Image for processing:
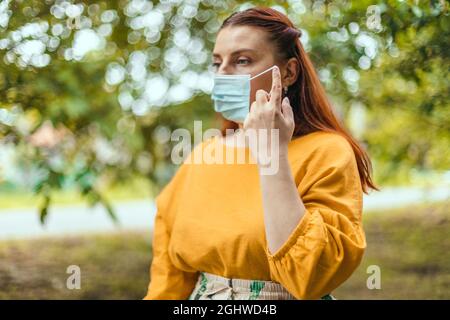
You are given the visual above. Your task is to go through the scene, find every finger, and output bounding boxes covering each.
[243,111,251,129]
[269,65,282,108]
[255,89,269,106]
[281,96,294,119]
[249,100,257,113]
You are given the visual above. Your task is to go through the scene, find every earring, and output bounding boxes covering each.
[283,86,288,95]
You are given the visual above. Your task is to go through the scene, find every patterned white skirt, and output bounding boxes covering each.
[188,271,336,300]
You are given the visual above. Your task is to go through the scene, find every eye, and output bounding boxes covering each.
[210,62,221,72]
[237,58,250,65]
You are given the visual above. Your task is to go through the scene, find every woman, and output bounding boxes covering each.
[143,7,377,300]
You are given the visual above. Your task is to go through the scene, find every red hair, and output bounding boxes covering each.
[218,7,378,193]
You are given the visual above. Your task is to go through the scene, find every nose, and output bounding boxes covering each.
[217,61,232,75]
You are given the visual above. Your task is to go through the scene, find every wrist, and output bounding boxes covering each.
[256,148,290,175]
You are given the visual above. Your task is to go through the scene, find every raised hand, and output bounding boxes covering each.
[243,65,295,168]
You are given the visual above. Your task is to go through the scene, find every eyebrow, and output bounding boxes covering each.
[212,48,257,58]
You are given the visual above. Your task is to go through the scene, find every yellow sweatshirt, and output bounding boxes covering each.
[144,131,366,300]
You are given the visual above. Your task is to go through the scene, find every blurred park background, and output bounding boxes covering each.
[0,0,449,299]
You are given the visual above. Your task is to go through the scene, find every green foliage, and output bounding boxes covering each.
[0,0,448,221]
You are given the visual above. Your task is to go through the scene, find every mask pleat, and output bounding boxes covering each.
[210,73,251,122]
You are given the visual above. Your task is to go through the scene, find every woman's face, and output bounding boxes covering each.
[212,26,282,111]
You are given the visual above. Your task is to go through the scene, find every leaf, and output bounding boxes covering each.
[39,194,51,225]
[102,198,119,225]
[81,186,119,225]
[97,190,119,225]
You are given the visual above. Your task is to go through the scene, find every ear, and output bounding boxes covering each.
[282,57,299,87]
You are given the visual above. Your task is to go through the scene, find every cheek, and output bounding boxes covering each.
[249,78,272,105]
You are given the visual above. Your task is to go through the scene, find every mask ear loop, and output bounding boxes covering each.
[250,65,288,100]
[248,66,276,102]
[249,65,277,80]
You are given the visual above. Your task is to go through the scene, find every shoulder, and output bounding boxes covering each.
[183,135,217,165]
[291,130,352,152]
[155,136,218,214]
[288,131,356,168]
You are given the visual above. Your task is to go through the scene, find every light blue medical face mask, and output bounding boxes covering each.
[211,65,277,123]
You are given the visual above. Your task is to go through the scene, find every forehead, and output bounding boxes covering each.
[213,26,269,57]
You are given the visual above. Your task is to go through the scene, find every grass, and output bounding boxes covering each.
[334,201,450,299]
[0,202,448,299]
[0,231,153,299]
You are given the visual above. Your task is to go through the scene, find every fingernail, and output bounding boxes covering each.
[283,96,289,104]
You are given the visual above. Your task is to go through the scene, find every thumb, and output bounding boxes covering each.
[243,111,251,130]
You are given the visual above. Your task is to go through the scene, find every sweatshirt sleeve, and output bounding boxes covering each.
[265,134,367,300]
[143,163,199,300]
